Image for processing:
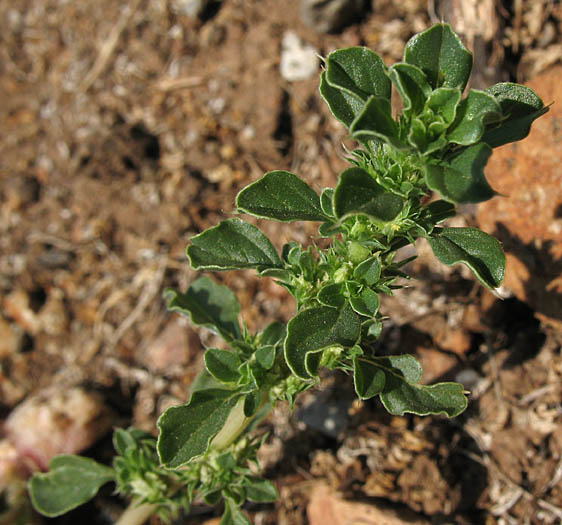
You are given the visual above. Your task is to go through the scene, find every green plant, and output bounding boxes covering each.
[28,24,547,525]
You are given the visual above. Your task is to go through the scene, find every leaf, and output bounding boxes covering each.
[381,376,467,417]
[426,87,462,124]
[157,389,240,467]
[319,71,365,128]
[334,167,404,222]
[349,287,380,317]
[245,478,278,503]
[285,303,361,379]
[404,23,473,90]
[260,321,286,347]
[255,344,276,370]
[353,256,381,285]
[236,171,327,222]
[187,218,282,271]
[320,188,335,217]
[350,96,401,146]
[353,357,386,399]
[325,47,391,101]
[205,349,242,383]
[189,369,222,393]
[483,82,548,148]
[165,277,241,341]
[420,200,456,225]
[221,499,252,525]
[29,455,114,517]
[243,391,262,417]
[428,227,505,288]
[425,143,495,203]
[388,62,431,117]
[360,355,467,417]
[317,282,346,308]
[447,89,501,145]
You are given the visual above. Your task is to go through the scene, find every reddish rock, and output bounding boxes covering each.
[143,318,192,373]
[477,65,562,328]
[4,387,113,471]
[307,483,429,525]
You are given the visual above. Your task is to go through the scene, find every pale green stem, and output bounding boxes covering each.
[115,502,157,525]
[210,397,251,451]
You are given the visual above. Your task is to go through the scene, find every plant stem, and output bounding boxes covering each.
[115,502,158,525]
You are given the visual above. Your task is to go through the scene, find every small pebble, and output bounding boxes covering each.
[280,32,319,82]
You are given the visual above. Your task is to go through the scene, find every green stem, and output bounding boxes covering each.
[115,502,157,525]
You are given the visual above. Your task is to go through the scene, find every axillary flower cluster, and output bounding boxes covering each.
[29,24,547,525]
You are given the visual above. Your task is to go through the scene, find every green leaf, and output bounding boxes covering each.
[255,344,276,370]
[243,391,262,417]
[325,47,391,101]
[221,499,252,525]
[425,143,495,203]
[357,355,467,417]
[349,287,380,317]
[353,256,381,285]
[381,354,422,383]
[420,200,456,225]
[426,87,462,124]
[353,357,386,399]
[157,389,240,467]
[190,369,222,393]
[334,167,404,222]
[29,455,114,517]
[483,82,548,148]
[447,89,501,145]
[404,23,473,90]
[205,348,242,383]
[388,62,431,117]
[350,96,401,146]
[236,171,327,222]
[428,227,505,288]
[320,188,335,217]
[165,277,241,341]
[260,322,286,347]
[381,376,467,417]
[187,218,282,271]
[245,478,278,503]
[317,282,346,308]
[319,71,365,128]
[285,303,361,379]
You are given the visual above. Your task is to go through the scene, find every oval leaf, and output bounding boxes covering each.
[428,227,505,288]
[425,143,495,204]
[157,389,240,467]
[29,455,114,517]
[319,71,365,128]
[165,277,241,341]
[404,23,473,90]
[366,355,467,417]
[353,357,386,399]
[350,95,401,147]
[334,167,404,222]
[483,82,548,148]
[246,478,278,503]
[205,348,242,383]
[388,62,431,117]
[447,89,501,145]
[325,47,391,101]
[236,171,327,222]
[187,218,282,271]
[285,303,361,379]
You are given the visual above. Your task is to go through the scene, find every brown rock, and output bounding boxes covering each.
[0,317,23,358]
[4,387,114,471]
[477,65,562,328]
[143,318,191,373]
[307,483,429,525]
